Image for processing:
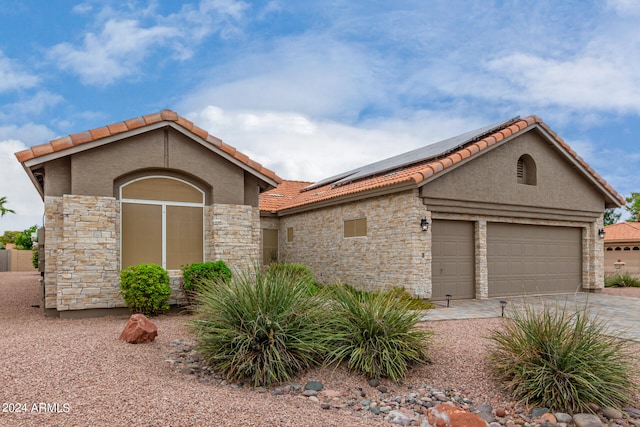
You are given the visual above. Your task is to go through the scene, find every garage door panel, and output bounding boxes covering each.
[431,220,475,300]
[488,223,581,297]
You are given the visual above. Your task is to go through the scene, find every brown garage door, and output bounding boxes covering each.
[431,220,475,300]
[488,223,582,297]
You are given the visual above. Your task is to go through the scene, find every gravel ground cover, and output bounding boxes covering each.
[1,272,638,427]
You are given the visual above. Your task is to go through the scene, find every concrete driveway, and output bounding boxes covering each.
[423,292,640,342]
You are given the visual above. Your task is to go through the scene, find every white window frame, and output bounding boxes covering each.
[120,175,205,270]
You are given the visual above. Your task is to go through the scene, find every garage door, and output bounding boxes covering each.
[431,220,475,300]
[488,223,582,297]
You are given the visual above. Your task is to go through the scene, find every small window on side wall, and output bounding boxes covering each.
[344,218,367,238]
[517,154,537,185]
[287,227,294,242]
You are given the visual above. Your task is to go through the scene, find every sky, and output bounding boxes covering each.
[1,0,640,234]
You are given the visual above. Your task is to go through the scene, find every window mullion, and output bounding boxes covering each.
[162,203,167,269]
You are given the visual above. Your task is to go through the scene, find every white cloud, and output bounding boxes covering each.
[0,123,55,147]
[3,91,64,119]
[607,0,640,15]
[0,140,44,234]
[179,34,386,121]
[0,51,39,93]
[49,0,250,85]
[49,19,180,85]
[187,105,484,182]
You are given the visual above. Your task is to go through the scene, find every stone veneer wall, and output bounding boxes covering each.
[55,195,121,311]
[277,190,430,296]
[209,204,261,273]
[44,196,63,309]
[43,199,260,314]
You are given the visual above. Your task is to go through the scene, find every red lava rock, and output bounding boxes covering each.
[427,403,487,427]
[119,314,158,343]
[496,408,507,417]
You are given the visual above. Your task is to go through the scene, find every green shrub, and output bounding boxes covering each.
[324,284,431,380]
[119,264,171,316]
[489,303,638,413]
[604,272,640,287]
[31,246,38,269]
[190,265,331,387]
[182,261,232,292]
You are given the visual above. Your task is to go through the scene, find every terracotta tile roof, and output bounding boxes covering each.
[604,220,640,242]
[259,115,624,214]
[260,180,313,212]
[15,109,281,184]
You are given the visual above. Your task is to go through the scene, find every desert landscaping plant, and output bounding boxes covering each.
[489,303,638,413]
[324,284,431,380]
[119,263,172,316]
[604,272,640,288]
[181,261,232,306]
[190,266,331,387]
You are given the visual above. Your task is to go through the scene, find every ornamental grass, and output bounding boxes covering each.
[489,302,638,414]
[324,284,431,381]
[190,266,331,387]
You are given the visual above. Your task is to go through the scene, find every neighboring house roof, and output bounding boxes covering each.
[604,220,640,243]
[260,115,624,214]
[15,109,282,197]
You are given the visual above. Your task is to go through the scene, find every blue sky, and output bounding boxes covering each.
[1,0,639,233]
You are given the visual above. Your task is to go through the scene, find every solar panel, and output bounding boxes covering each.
[303,116,520,191]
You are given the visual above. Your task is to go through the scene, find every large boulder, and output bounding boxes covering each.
[425,403,488,427]
[119,314,158,344]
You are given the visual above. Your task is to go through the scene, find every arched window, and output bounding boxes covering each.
[517,154,537,185]
[120,176,204,270]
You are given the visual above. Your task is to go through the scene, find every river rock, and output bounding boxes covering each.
[573,413,604,427]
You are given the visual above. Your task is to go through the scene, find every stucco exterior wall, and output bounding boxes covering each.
[604,242,640,277]
[422,130,604,218]
[64,128,248,205]
[274,190,431,296]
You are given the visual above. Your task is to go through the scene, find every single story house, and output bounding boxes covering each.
[604,217,640,277]
[16,110,281,318]
[16,111,623,317]
[259,116,623,300]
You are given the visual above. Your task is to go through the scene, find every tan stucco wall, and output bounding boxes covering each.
[272,190,431,296]
[56,128,251,205]
[422,129,604,219]
[44,157,71,197]
[604,242,640,276]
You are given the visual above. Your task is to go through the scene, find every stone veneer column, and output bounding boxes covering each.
[475,220,488,299]
[583,215,604,291]
[44,196,63,310]
[210,204,261,272]
[56,195,121,311]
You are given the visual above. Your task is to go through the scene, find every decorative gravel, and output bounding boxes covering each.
[1,272,638,427]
